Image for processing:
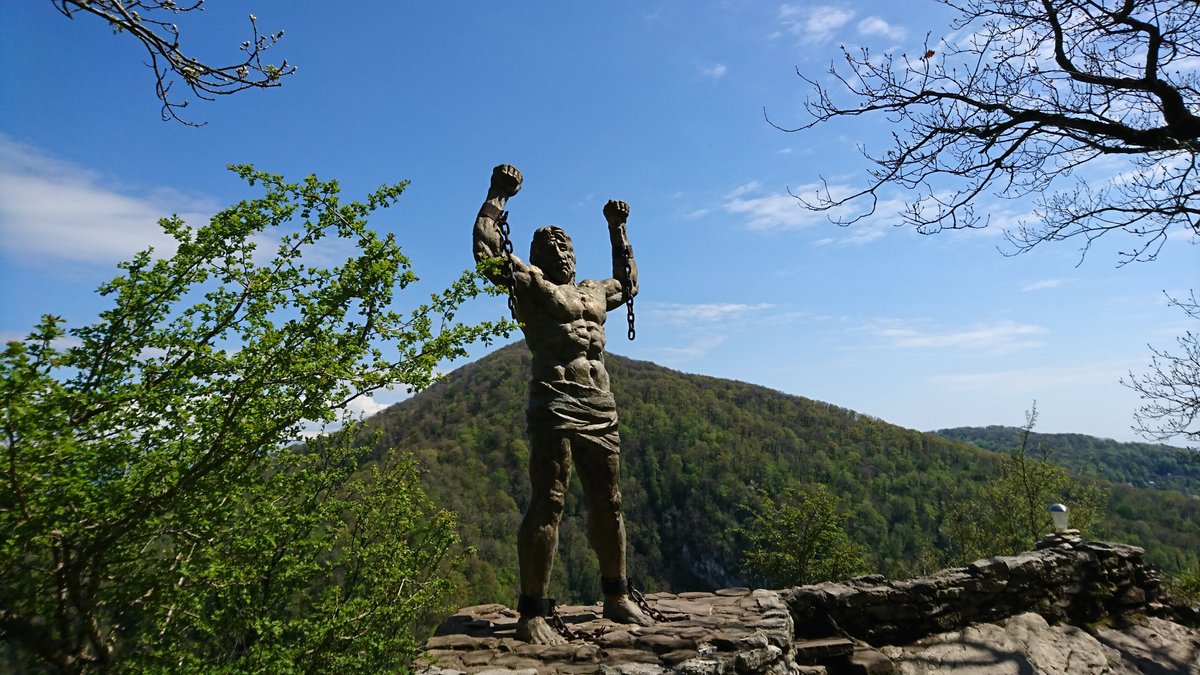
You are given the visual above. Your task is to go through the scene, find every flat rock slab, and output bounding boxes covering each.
[418,589,800,675]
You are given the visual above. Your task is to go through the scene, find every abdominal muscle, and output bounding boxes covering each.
[522,286,610,392]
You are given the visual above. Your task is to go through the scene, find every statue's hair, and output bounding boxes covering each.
[529,226,573,270]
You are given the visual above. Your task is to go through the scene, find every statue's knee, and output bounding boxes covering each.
[528,487,567,519]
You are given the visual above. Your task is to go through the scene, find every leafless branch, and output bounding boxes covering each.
[52,0,296,126]
[776,0,1200,264]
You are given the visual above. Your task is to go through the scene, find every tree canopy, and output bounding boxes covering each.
[782,0,1200,264]
[0,166,509,671]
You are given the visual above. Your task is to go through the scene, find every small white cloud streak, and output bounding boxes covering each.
[1020,278,1069,292]
[780,4,855,43]
[657,334,728,360]
[869,319,1047,352]
[648,302,776,323]
[725,191,827,230]
[930,363,1119,393]
[856,16,906,41]
[700,63,728,79]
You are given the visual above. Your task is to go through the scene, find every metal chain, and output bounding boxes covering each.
[628,579,681,623]
[497,209,517,318]
[623,252,636,341]
[547,612,605,643]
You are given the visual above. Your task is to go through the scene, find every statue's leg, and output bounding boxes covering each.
[516,430,571,645]
[573,434,653,627]
[571,434,625,580]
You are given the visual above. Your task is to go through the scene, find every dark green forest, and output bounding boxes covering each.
[368,342,1200,609]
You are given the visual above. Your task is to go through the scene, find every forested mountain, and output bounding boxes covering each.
[935,426,1200,497]
[366,342,1200,609]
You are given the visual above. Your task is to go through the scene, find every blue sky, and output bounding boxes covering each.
[2,1,1196,444]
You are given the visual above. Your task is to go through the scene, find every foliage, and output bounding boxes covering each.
[781,0,1200,263]
[936,425,1200,496]
[52,0,295,125]
[370,343,1199,606]
[738,485,870,587]
[0,166,508,672]
[1125,292,1200,446]
[1163,565,1200,607]
[941,404,1109,563]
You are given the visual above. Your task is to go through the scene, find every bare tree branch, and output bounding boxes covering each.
[776,0,1200,264]
[52,0,296,126]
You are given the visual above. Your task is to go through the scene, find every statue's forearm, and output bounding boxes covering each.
[473,190,511,265]
[609,222,638,298]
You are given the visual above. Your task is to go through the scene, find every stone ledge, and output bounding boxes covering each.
[417,589,801,675]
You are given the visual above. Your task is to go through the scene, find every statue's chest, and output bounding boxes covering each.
[543,284,605,323]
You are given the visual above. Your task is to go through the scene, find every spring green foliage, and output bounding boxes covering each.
[739,485,870,587]
[941,405,1109,563]
[0,166,509,672]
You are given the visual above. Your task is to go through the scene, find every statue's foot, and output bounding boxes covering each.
[603,594,655,627]
[515,615,568,645]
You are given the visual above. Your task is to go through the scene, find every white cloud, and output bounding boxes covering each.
[648,302,775,323]
[700,63,728,79]
[0,135,214,265]
[656,334,728,360]
[725,181,762,199]
[869,318,1047,352]
[779,4,855,43]
[856,16,906,41]
[1020,278,1070,292]
[929,363,1118,393]
[725,191,825,230]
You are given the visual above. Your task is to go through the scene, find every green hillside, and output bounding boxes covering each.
[367,342,1200,608]
[935,426,1200,497]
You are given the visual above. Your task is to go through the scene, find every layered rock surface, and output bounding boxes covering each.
[418,539,1198,674]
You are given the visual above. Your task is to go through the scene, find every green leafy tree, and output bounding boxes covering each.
[739,485,870,587]
[0,166,509,672]
[942,404,1109,563]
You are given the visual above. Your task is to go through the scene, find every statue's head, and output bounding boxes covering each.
[530,226,575,284]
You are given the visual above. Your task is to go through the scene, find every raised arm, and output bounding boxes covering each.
[603,199,638,310]
[473,164,526,286]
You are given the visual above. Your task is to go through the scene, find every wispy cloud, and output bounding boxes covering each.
[699,63,728,79]
[1020,278,1070,292]
[725,190,825,230]
[779,4,854,43]
[869,318,1047,352]
[0,135,214,265]
[930,363,1119,392]
[648,302,775,323]
[656,335,728,360]
[856,16,906,41]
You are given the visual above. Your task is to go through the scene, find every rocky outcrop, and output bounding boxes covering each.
[783,536,1162,646]
[418,538,1196,674]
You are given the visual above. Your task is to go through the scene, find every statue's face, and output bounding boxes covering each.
[531,227,575,284]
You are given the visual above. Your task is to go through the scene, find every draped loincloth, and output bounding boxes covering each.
[526,380,620,454]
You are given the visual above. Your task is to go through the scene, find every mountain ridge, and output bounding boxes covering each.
[365,342,1200,607]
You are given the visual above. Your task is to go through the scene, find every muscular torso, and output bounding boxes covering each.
[518,274,611,391]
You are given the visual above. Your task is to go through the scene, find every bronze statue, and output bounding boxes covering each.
[473,164,653,645]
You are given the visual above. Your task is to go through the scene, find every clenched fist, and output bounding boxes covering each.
[603,199,630,224]
[491,164,523,198]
